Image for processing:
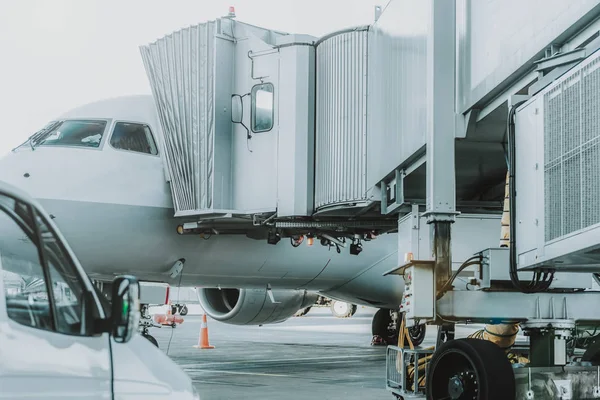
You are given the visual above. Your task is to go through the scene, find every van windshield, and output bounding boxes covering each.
[34,120,108,149]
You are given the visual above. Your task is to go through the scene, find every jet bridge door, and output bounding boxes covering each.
[141,18,287,218]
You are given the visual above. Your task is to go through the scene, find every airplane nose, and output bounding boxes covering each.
[0,147,88,202]
[0,150,41,195]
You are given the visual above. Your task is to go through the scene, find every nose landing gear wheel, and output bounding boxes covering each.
[143,334,159,348]
[426,338,515,400]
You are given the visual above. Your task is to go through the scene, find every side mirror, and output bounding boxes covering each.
[231,95,243,124]
[110,275,140,343]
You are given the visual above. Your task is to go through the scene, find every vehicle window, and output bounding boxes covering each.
[92,283,112,319]
[36,120,107,148]
[251,83,274,133]
[110,122,158,155]
[0,195,54,331]
[36,213,95,336]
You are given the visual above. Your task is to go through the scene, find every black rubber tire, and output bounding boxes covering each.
[407,323,427,347]
[330,301,356,318]
[426,338,515,400]
[179,305,188,316]
[171,305,178,315]
[143,334,159,348]
[582,337,600,363]
[294,307,312,317]
[372,309,392,337]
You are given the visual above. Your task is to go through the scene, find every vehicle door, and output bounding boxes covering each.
[0,192,112,399]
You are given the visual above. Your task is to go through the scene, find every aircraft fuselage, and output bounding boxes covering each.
[0,95,405,309]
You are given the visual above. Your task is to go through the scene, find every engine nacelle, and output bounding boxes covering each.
[198,288,317,325]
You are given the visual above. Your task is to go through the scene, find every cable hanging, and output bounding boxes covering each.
[507,102,554,293]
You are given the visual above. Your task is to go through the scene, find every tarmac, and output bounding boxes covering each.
[151,306,505,400]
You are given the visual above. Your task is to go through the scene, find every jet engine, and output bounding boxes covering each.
[197,288,318,325]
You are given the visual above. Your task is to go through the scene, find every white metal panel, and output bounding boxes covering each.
[514,99,541,263]
[315,27,369,210]
[140,22,217,215]
[276,35,316,217]
[229,26,280,213]
[366,0,429,190]
[457,0,600,112]
[515,47,600,270]
[212,33,235,211]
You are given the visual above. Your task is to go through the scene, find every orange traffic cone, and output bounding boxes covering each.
[194,314,215,349]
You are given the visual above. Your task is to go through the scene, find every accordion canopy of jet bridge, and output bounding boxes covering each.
[138,2,457,228]
[140,20,288,218]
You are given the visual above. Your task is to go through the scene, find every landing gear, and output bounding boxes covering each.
[143,333,159,347]
[371,309,427,346]
[330,301,357,318]
[179,305,188,316]
[138,304,161,348]
[372,309,395,345]
[426,338,515,400]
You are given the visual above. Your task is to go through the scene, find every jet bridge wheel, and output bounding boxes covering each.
[426,338,515,400]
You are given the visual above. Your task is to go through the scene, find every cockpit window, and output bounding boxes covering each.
[35,120,107,149]
[109,122,158,155]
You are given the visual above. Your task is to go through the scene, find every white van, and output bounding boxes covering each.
[0,181,199,399]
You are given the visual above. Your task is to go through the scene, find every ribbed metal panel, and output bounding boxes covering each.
[314,28,369,210]
[140,22,216,214]
[543,52,600,242]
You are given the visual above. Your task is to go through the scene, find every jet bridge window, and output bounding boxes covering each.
[251,83,274,133]
[35,120,107,148]
[110,122,158,155]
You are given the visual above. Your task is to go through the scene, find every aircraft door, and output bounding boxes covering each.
[0,193,111,399]
[230,39,280,212]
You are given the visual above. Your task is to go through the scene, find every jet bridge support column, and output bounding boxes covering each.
[423,0,457,297]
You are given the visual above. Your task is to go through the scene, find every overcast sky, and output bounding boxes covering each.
[0,0,386,156]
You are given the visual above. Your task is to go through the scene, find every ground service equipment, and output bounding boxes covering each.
[377,0,600,399]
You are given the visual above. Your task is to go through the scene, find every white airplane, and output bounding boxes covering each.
[0,95,430,345]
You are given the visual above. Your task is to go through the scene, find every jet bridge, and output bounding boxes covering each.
[139,6,506,249]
